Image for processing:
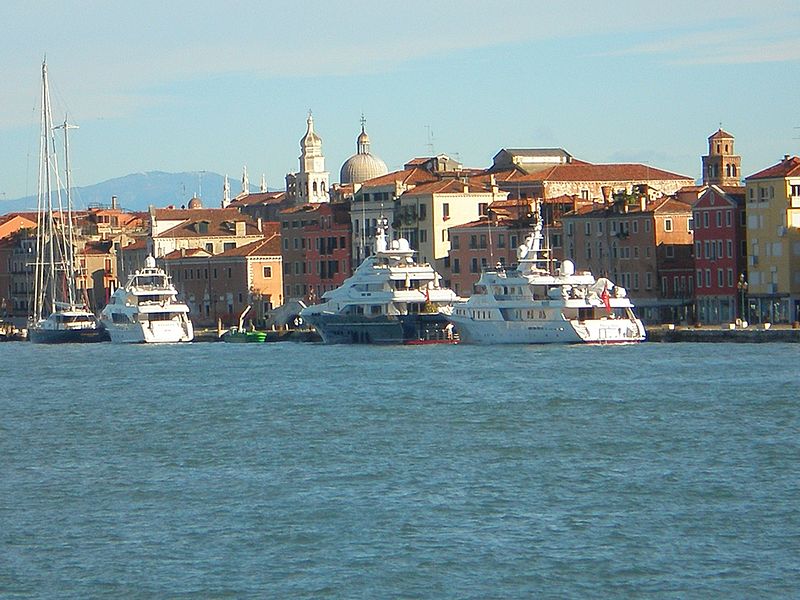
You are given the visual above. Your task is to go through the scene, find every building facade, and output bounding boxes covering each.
[562,194,694,324]
[692,185,747,324]
[279,202,351,302]
[744,155,800,323]
[166,234,283,328]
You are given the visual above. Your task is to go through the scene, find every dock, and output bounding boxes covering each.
[646,324,800,343]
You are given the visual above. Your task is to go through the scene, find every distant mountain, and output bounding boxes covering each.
[0,171,260,214]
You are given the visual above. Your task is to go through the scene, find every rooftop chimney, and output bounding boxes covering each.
[111,195,118,210]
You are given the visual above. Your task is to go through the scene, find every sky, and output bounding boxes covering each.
[2,0,799,202]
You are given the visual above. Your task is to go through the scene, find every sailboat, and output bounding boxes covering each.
[27,60,108,344]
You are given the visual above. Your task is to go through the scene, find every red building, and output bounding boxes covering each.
[279,202,351,303]
[692,185,747,324]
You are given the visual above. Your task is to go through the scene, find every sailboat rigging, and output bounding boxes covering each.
[27,60,107,343]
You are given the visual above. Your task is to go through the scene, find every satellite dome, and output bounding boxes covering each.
[340,119,388,185]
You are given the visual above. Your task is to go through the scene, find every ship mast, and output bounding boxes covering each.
[55,115,80,307]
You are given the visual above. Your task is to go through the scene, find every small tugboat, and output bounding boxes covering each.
[300,217,460,344]
[446,201,646,344]
[100,256,193,343]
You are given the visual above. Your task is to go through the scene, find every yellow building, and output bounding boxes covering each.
[744,155,800,323]
[396,178,508,274]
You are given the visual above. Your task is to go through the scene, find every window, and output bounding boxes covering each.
[645,220,651,233]
[451,235,460,250]
[646,272,653,290]
[717,269,724,287]
[694,212,701,228]
[727,240,733,258]
[419,230,427,243]
[479,234,487,249]
[696,269,703,288]
[442,203,450,220]
[727,269,733,287]
[469,235,477,249]
[498,234,505,248]
[704,241,711,259]
[452,258,460,273]
[688,217,693,232]
[665,245,674,258]
[695,241,701,257]
[716,211,722,227]
[632,220,638,234]
[470,258,479,273]
[726,210,732,227]
[478,203,488,216]
[705,269,711,287]
[585,222,592,235]
[263,266,272,278]
[418,203,427,220]
[205,243,213,253]
[664,218,673,232]
[224,242,236,251]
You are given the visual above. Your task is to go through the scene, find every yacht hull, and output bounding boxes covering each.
[305,312,454,344]
[447,315,645,345]
[102,320,193,344]
[28,327,110,344]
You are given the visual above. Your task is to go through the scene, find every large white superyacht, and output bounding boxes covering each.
[446,202,646,344]
[100,256,194,343]
[300,218,460,344]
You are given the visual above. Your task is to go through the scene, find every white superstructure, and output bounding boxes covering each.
[101,256,193,343]
[446,202,646,344]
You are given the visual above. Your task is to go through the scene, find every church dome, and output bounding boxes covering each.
[340,120,388,184]
[188,197,203,209]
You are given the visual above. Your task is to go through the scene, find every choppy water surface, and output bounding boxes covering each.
[1,342,798,598]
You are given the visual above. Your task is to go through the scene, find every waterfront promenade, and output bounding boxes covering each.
[647,323,800,343]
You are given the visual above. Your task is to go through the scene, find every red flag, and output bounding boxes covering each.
[601,284,611,314]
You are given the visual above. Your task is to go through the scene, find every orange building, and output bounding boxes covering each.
[166,234,283,328]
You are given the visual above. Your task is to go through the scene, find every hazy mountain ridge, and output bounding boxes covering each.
[1,171,255,213]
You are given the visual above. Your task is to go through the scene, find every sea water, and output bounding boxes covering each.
[0,342,798,598]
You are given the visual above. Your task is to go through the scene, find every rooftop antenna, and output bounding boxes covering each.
[425,125,435,155]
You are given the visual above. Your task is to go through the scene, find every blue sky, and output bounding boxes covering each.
[2,0,799,202]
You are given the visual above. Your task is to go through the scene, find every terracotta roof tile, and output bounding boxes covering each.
[214,234,282,257]
[746,156,800,180]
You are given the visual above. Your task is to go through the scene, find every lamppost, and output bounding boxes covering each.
[737,273,748,325]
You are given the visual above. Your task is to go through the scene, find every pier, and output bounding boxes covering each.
[646,324,800,343]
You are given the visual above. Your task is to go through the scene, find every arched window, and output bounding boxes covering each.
[732,165,737,176]
[313,181,318,193]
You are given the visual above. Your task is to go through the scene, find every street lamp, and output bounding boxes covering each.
[737,273,748,324]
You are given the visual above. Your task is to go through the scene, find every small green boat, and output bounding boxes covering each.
[222,327,267,343]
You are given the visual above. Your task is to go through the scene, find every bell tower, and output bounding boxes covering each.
[294,111,330,204]
[702,128,741,186]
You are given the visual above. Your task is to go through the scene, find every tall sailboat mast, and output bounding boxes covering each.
[56,115,80,307]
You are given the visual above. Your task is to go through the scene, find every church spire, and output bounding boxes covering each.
[242,166,249,195]
[222,174,230,208]
[357,114,370,155]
